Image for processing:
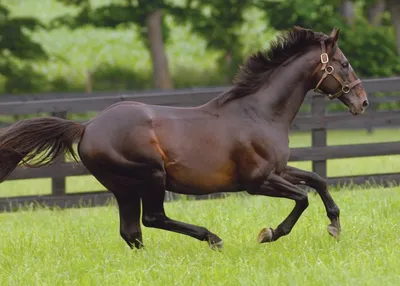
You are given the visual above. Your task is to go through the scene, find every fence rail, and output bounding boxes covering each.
[1,77,400,212]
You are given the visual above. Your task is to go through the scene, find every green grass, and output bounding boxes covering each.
[1,187,399,285]
[1,127,399,198]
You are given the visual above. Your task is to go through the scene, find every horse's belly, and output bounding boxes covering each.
[164,162,238,195]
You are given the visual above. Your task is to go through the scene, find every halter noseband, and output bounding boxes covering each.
[313,41,361,100]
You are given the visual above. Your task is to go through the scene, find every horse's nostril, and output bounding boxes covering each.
[362,100,369,108]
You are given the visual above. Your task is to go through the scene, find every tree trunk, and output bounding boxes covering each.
[368,0,386,26]
[339,0,355,25]
[387,0,400,55]
[146,9,173,89]
[86,70,93,93]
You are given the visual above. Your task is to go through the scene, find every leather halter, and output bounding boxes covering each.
[313,41,361,99]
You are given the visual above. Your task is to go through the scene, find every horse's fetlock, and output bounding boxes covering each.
[328,205,340,219]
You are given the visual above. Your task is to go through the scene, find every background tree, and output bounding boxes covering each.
[171,0,255,83]
[259,0,400,77]
[363,0,400,54]
[1,0,399,95]
[338,0,355,25]
[0,4,48,93]
[386,0,400,55]
[365,0,386,26]
[53,0,257,88]
[53,0,175,89]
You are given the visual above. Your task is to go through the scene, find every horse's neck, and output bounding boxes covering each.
[250,51,318,125]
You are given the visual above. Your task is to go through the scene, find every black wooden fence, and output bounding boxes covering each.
[1,77,400,212]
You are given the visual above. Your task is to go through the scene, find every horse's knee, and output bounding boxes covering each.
[309,172,327,190]
[297,193,309,209]
[142,215,156,228]
[150,169,166,187]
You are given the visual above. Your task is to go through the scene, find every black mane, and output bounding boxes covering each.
[215,27,330,106]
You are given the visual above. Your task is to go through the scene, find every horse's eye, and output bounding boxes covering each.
[341,62,349,68]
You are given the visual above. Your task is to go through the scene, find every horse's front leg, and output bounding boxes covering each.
[246,173,309,243]
[280,165,341,239]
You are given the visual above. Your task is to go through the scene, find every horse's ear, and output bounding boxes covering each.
[330,28,340,44]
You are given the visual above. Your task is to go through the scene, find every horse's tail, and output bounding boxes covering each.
[0,117,85,183]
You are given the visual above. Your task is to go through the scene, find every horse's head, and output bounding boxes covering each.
[313,28,368,115]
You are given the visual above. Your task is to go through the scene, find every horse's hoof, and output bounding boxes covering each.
[327,225,340,240]
[209,240,224,251]
[258,228,274,243]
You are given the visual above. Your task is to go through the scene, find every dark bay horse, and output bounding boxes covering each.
[0,27,368,250]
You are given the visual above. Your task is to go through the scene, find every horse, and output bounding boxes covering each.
[0,26,368,250]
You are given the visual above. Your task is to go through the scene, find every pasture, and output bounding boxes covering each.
[1,128,400,285]
[1,186,399,285]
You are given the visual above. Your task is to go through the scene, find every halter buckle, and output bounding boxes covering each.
[326,65,334,74]
[320,53,329,64]
[342,85,350,94]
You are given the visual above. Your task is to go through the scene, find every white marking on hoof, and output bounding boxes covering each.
[300,181,306,184]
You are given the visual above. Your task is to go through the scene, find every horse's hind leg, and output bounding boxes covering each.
[280,165,340,239]
[78,164,144,249]
[114,191,143,249]
[141,169,223,250]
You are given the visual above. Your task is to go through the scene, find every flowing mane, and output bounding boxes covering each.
[215,27,331,107]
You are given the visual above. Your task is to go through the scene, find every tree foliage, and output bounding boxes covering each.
[0,4,48,93]
[1,0,400,94]
[52,0,169,46]
[51,0,256,82]
[171,0,256,80]
[260,0,400,77]
[52,0,185,88]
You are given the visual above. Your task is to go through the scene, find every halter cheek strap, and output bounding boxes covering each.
[313,41,361,99]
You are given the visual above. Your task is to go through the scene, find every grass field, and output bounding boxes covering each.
[1,186,399,285]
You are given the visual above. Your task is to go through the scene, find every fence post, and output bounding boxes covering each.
[366,96,378,134]
[51,111,67,196]
[311,94,327,178]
